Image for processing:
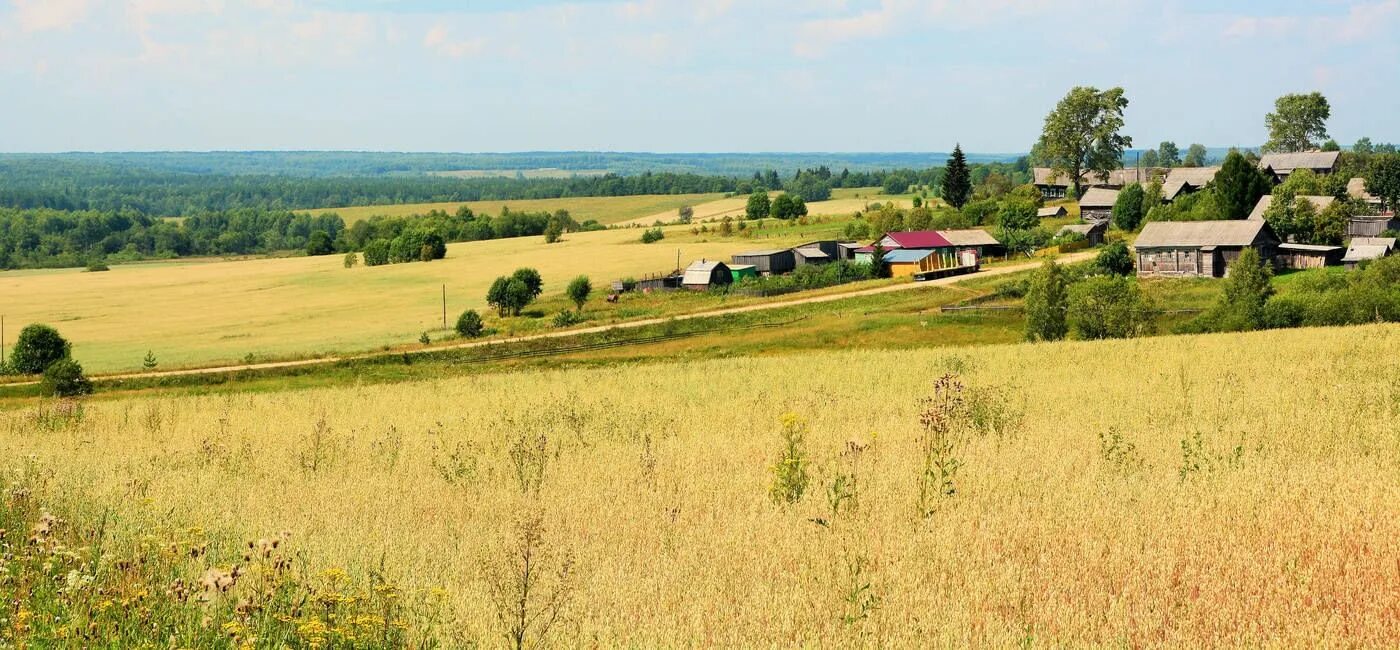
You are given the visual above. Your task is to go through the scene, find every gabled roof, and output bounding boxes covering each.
[733,249,789,257]
[937,229,1001,247]
[1351,237,1396,251]
[1034,167,1156,187]
[882,249,935,264]
[1164,166,1222,187]
[1278,243,1342,253]
[682,260,728,285]
[1247,195,1337,221]
[881,231,954,249]
[1058,222,1106,237]
[1258,151,1340,174]
[1343,245,1391,263]
[1134,220,1278,248]
[1037,206,1068,218]
[1348,177,1378,201]
[1078,187,1120,208]
[793,247,830,259]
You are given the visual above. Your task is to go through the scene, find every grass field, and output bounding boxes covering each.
[6,323,1400,646]
[303,193,726,225]
[618,187,916,226]
[0,224,827,374]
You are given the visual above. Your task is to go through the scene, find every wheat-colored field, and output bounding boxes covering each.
[0,225,812,373]
[7,324,1400,646]
[620,189,914,226]
[302,193,725,225]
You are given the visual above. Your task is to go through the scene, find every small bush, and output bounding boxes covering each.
[552,310,583,328]
[342,252,358,268]
[640,227,665,244]
[41,358,92,397]
[84,260,110,272]
[455,309,484,337]
[768,413,811,505]
[362,239,391,266]
[11,324,71,375]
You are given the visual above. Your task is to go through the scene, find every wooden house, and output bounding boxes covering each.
[937,229,1003,258]
[1056,221,1108,246]
[1032,167,1158,200]
[1347,177,1388,214]
[1258,151,1340,182]
[1247,194,1335,221]
[882,249,935,277]
[1275,243,1343,269]
[731,249,795,275]
[1078,187,1120,222]
[1038,206,1068,219]
[854,230,957,263]
[1343,237,1397,270]
[1161,166,1221,202]
[681,260,732,290]
[1133,220,1280,278]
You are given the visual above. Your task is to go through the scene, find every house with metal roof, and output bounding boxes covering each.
[681,259,732,290]
[1247,194,1337,222]
[1133,220,1280,278]
[730,249,795,275]
[1343,237,1397,270]
[1078,187,1120,222]
[1258,151,1340,181]
[882,249,936,277]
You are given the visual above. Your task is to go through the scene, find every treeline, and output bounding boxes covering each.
[731,162,1031,202]
[0,205,600,269]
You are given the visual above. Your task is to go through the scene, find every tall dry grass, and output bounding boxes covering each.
[5,324,1400,646]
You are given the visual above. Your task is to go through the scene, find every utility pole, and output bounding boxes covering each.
[441,285,447,331]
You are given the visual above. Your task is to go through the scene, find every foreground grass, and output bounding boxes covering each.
[5,324,1400,646]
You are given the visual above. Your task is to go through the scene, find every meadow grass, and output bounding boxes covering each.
[5,324,1400,646]
[302,193,726,225]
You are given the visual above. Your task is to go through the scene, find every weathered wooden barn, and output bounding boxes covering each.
[681,260,732,290]
[792,240,849,266]
[1038,205,1068,219]
[1133,220,1280,278]
[1078,187,1120,222]
[1057,221,1108,246]
[1258,151,1340,182]
[731,249,795,275]
[937,229,1003,258]
[1032,167,1158,200]
[1346,214,1400,238]
[1275,243,1343,269]
[1343,237,1397,270]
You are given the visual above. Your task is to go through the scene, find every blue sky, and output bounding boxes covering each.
[1,0,1397,153]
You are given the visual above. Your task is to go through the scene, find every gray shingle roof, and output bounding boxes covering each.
[1351,237,1396,250]
[1258,151,1340,174]
[1134,220,1275,248]
[1078,187,1120,208]
[1343,245,1391,263]
[1247,195,1336,221]
[1037,206,1067,218]
[1164,166,1222,186]
[1058,222,1105,237]
[937,229,1001,247]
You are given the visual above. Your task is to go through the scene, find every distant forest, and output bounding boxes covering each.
[0,153,1031,269]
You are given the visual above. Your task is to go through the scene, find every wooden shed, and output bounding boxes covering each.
[1057,221,1108,246]
[731,249,795,275]
[1347,214,1400,238]
[1275,243,1343,270]
[1133,220,1280,278]
[682,260,732,290]
[792,240,853,266]
[1037,206,1068,219]
[882,249,936,278]
[1343,237,1397,270]
[1348,177,1389,214]
[1078,187,1120,223]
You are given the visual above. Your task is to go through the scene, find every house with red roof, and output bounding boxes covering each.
[854,230,980,275]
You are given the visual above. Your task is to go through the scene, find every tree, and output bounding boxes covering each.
[566,275,592,311]
[1214,151,1272,220]
[1354,137,1375,156]
[771,193,800,220]
[997,199,1038,231]
[1024,259,1069,342]
[11,324,71,375]
[1035,86,1132,198]
[1183,144,1208,168]
[1140,149,1160,168]
[342,252,358,268]
[1264,92,1331,153]
[1321,139,1341,152]
[142,350,158,371]
[1214,247,1274,331]
[455,309,484,338]
[543,220,565,244]
[487,276,535,317]
[1367,154,1400,214]
[869,243,890,279]
[1068,276,1155,340]
[745,191,771,219]
[306,230,334,256]
[942,144,972,209]
[1158,141,1181,168]
[41,358,92,397]
[882,174,911,195]
[362,239,390,266]
[1112,183,1146,231]
[511,268,543,299]
[677,205,694,224]
[1095,240,1134,276]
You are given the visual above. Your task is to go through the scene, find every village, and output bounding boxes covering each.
[614,150,1396,296]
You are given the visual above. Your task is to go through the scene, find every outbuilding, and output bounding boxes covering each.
[1133,220,1280,278]
[1037,206,1068,219]
[1348,177,1388,214]
[882,249,936,278]
[1258,151,1340,182]
[792,241,847,266]
[1275,243,1343,270]
[1347,214,1400,238]
[1056,221,1108,247]
[937,229,1003,258]
[730,249,795,275]
[1077,187,1120,222]
[1343,237,1397,270]
[728,264,759,283]
[682,260,732,290]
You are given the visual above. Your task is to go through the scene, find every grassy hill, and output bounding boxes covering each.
[5,323,1398,646]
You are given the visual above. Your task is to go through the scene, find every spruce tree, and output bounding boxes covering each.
[942,144,972,210]
[1215,151,1272,220]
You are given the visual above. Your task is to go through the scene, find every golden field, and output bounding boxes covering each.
[0,225,817,373]
[302,193,725,225]
[6,324,1400,646]
[620,188,914,226]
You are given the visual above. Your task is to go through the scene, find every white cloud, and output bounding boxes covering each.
[13,0,91,32]
[422,23,485,59]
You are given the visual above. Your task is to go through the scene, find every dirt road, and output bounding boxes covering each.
[21,253,1091,385]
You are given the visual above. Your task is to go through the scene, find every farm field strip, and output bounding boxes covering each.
[300,193,726,225]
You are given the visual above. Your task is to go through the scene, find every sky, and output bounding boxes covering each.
[1,0,1398,153]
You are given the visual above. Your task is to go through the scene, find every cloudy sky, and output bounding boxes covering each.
[1,0,1397,153]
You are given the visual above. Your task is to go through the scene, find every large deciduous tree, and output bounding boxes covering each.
[745,191,770,219]
[942,144,972,210]
[1264,92,1331,153]
[1214,151,1273,220]
[1157,141,1181,168]
[1183,143,1208,168]
[1035,86,1132,199]
[1024,259,1069,342]
[1367,154,1400,214]
[1112,183,1146,231]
